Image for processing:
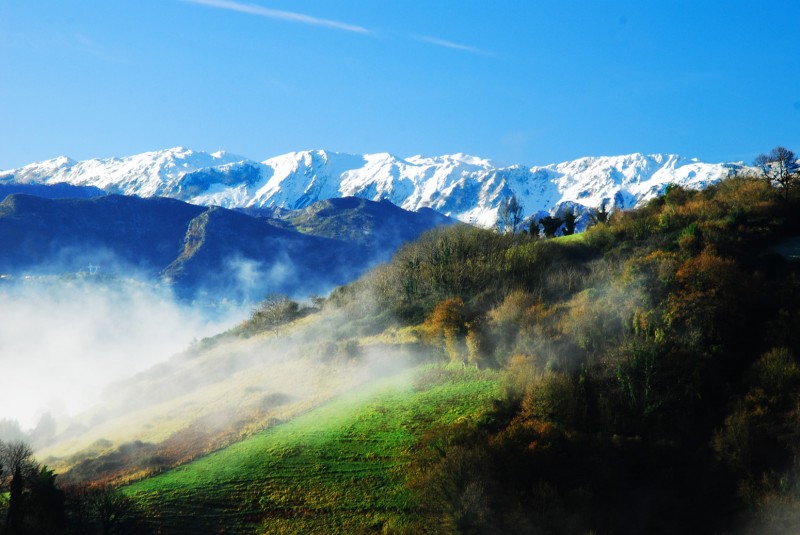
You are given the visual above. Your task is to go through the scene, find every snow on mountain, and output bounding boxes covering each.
[0,147,248,199]
[0,148,748,227]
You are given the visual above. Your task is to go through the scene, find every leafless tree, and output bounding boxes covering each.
[497,195,524,235]
[0,440,34,477]
[754,146,799,200]
[251,294,300,335]
[64,483,141,535]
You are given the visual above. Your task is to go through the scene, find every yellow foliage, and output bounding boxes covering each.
[489,289,537,326]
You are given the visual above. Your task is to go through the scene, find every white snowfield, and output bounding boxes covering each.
[0,148,749,227]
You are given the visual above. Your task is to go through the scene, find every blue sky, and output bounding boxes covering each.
[1,0,798,170]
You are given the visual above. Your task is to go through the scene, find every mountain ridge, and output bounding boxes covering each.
[0,148,751,227]
[0,193,453,301]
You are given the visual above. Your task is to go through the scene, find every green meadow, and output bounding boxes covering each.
[124,365,503,534]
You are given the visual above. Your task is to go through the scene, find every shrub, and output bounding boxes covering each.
[520,371,578,427]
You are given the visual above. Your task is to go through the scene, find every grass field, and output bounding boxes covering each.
[124,364,503,534]
[553,231,586,243]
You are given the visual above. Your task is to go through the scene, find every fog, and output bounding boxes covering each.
[0,276,248,430]
[11,281,422,485]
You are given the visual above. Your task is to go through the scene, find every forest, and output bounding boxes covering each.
[323,152,800,533]
[1,150,800,533]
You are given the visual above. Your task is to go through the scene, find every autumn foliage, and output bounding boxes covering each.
[328,168,800,532]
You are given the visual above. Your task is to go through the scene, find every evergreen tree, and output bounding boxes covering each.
[563,210,577,235]
[540,215,563,238]
[589,201,610,226]
[27,466,66,533]
[529,218,540,238]
[7,465,24,532]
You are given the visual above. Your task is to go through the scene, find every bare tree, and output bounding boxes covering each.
[1,440,34,476]
[497,195,524,235]
[754,146,799,200]
[251,294,300,335]
[64,483,141,535]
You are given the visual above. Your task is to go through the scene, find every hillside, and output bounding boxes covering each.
[0,193,451,301]
[124,366,502,534]
[0,147,747,227]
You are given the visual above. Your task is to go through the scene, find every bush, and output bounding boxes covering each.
[520,371,578,427]
[245,294,300,335]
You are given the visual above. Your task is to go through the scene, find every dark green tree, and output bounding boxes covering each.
[539,215,563,238]
[563,210,577,236]
[26,466,66,533]
[8,465,24,532]
[589,201,610,226]
[528,218,540,238]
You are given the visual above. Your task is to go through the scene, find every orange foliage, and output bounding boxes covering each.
[421,297,468,361]
[666,247,749,346]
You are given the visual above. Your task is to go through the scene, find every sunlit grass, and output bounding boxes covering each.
[553,231,586,243]
[124,364,503,533]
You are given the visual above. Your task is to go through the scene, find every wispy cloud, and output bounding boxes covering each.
[181,1,491,56]
[183,0,371,34]
[412,35,493,57]
[72,33,118,61]
[4,31,123,63]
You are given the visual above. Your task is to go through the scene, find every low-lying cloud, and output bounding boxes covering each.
[0,277,246,430]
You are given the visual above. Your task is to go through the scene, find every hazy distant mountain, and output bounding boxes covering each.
[0,193,452,301]
[0,148,750,227]
[0,182,105,200]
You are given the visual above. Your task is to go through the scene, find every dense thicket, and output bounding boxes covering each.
[326,173,800,533]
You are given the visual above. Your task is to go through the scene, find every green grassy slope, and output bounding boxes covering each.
[124,365,502,534]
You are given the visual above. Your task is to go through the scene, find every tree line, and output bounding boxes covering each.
[0,439,142,534]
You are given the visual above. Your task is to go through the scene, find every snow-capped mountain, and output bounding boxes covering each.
[0,148,749,227]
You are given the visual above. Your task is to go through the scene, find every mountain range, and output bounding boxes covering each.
[0,148,750,227]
